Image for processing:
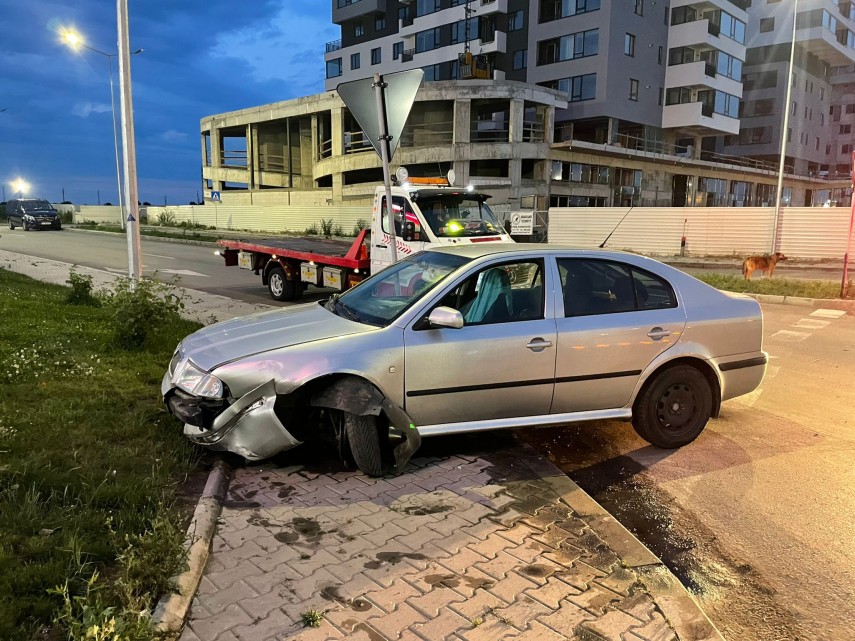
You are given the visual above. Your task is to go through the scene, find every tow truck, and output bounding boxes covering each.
[216,170,514,301]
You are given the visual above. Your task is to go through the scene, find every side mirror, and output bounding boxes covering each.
[427,306,464,329]
[402,220,419,242]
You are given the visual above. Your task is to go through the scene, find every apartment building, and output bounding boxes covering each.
[202,0,848,211]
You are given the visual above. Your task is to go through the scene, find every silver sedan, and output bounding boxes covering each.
[162,244,766,476]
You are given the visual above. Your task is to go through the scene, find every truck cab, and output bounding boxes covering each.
[369,176,513,274]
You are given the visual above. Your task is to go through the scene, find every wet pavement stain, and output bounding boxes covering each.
[520,563,558,579]
[320,586,373,612]
[424,574,460,589]
[290,517,324,542]
[247,512,277,528]
[341,619,389,641]
[401,504,453,516]
[274,531,299,544]
[364,551,427,570]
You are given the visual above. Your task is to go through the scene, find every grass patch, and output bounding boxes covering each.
[695,273,852,299]
[0,269,202,640]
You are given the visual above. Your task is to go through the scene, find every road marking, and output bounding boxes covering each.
[159,269,208,277]
[794,318,831,330]
[810,309,846,319]
[142,252,175,260]
[770,329,811,342]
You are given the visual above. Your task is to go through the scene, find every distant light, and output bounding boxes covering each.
[60,28,82,49]
[466,184,474,192]
[447,221,463,234]
[402,182,411,189]
[11,178,29,194]
[396,166,409,183]
[214,250,221,256]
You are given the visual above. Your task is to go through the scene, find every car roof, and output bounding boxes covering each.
[426,243,645,262]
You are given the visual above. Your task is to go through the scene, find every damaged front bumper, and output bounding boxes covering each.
[163,376,301,461]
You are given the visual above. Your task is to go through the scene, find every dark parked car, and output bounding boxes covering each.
[7,198,62,230]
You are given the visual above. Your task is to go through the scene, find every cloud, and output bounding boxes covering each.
[72,102,112,118]
[160,129,188,142]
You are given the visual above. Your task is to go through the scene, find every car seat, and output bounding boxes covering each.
[464,268,513,324]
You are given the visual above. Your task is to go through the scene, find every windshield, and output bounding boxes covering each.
[417,196,503,238]
[327,251,470,327]
[20,200,54,211]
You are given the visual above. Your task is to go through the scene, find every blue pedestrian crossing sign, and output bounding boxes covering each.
[211,191,221,202]
[127,214,135,222]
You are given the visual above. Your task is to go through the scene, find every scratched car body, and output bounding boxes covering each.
[162,244,766,476]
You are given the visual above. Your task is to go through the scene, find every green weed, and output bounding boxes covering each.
[695,273,851,299]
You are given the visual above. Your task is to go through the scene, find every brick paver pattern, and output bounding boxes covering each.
[182,448,678,641]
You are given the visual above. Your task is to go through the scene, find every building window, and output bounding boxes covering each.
[416,0,441,17]
[393,41,404,60]
[658,46,663,64]
[629,78,639,101]
[542,74,597,102]
[354,23,364,37]
[760,17,774,32]
[415,27,441,53]
[847,104,855,114]
[375,16,385,31]
[826,144,832,154]
[350,52,360,69]
[513,49,528,70]
[508,10,524,31]
[422,63,441,81]
[816,137,820,150]
[539,0,601,22]
[787,128,792,142]
[635,0,643,15]
[537,29,599,65]
[844,144,853,154]
[625,33,635,56]
[791,101,797,116]
[326,57,342,79]
[820,113,825,125]
[841,124,852,134]
[371,47,381,65]
[451,17,479,44]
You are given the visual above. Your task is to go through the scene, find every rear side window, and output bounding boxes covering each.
[557,259,676,316]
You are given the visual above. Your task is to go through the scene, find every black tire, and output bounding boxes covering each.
[267,264,297,301]
[23,220,30,231]
[632,365,712,448]
[344,413,383,477]
[8,219,14,230]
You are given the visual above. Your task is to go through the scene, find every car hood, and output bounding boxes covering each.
[180,302,374,371]
[25,210,57,216]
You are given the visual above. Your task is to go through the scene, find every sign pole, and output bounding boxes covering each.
[373,73,398,265]
[841,151,855,298]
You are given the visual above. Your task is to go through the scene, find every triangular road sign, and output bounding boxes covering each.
[337,69,424,159]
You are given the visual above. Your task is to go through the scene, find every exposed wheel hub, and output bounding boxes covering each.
[657,384,695,430]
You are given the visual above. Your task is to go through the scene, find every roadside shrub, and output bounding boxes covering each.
[320,218,334,237]
[352,218,368,236]
[157,210,176,226]
[104,276,185,350]
[66,267,100,307]
[334,224,344,237]
[305,223,320,235]
[60,210,74,224]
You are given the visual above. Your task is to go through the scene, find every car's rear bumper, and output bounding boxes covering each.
[716,351,767,401]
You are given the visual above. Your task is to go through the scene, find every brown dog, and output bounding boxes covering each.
[742,252,788,280]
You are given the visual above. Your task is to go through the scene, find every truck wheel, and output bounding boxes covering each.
[267,265,297,301]
[8,219,14,230]
[632,365,712,448]
[344,413,383,477]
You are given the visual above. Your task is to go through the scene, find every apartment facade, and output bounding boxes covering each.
[320,0,851,207]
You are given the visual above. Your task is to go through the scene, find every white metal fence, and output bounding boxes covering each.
[548,207,853,259]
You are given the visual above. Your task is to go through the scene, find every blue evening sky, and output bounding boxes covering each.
[0,1,336,205]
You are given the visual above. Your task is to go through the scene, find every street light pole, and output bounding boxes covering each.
[117,0,142,282]
[772,0,799,252]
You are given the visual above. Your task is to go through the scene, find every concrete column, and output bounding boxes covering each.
[331,107,345,156]
[210,124,223,191]
[607,117,618,145]
[692,134,703,159]
[509,99,525,143]
[509,157,522,202]
[311,114,319,165]
[544,106,555,144]
[453,99,471,144]
[300,119,313,190]
[250,125,260,189]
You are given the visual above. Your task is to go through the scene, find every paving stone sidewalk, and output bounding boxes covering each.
[180,444,720,641]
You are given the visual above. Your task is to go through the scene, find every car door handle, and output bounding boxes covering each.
[526,338,553,351]
[647,327,671,340]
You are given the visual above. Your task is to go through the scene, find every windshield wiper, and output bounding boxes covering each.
[335,299,361,322]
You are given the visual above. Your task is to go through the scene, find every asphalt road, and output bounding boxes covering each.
[3,226,853,639]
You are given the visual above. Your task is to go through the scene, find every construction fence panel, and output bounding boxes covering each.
[549,207,852,259]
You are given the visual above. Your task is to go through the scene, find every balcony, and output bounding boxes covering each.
[664,60,743,96]
[662,101,739,134]
[332,0,381,25]
[402,49,415,63]
[325,39,342,54]
[668,20,744,58]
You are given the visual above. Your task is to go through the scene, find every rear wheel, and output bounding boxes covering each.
[23,220,30,231]
[344,413,383,477]
[632,365,712,448]
[267,264,297,301]
[8,219,14,230]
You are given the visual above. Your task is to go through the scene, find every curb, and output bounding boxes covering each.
[152,459,232,637]
[730,291,855,312]
[539,468,726,641]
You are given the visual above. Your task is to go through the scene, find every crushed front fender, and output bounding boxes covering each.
[182,380,301,460]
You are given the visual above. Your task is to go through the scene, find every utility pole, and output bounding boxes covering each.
[117,0,142,282]
[62,187,65,202]
[97,189,101,205]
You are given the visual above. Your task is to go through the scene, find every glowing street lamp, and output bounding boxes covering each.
[60,28,141,228]
[11,178,30,196]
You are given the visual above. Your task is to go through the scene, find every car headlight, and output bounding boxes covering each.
[24,214,35,221]
[174,360,224,398]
